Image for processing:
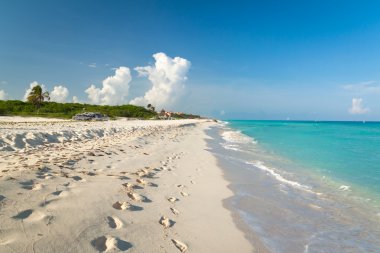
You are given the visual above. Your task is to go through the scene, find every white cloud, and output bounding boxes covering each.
[349,98,370,115]
[72,96,80,103]
[23,81,47,101]
[130,52,191,109]
[88,63,97,68]
[1,81,7,85]
[85,66,132,105]
[0,90,7,100]
[50,85,69,103]
[342,81,380,94]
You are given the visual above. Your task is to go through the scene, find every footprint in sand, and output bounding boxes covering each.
[172,239,188,252]
[119,176,130,180]
[91,236,132,252]
[122,183,143,190]
[25,210,54,224]
[52,190,69,197]
[106,216,123,229]
[180,192,189,197]
[127,192,152,203]
[127,192,141,202]
[40,173,54,179]
[112,201,143,211]
[144,172,159,179]
[72,176,84,181]
[39,198,60,207]
[112,201,129,210]
[136,178,146,185]
[20,180,44,190]
[159,216,175,228]
[170,207,180,215]
[32,183,44,190]
[168,197,178,203]
[148,182,158,187]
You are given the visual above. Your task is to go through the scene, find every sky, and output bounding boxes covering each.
[1,0,380,120]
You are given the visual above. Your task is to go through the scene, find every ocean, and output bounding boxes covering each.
[207,120,380,253]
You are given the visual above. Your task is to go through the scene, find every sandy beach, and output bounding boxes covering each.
[0,117,253,253]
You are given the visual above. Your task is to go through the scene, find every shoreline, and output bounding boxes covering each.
[0,117,253,252]
[205,126,270,253]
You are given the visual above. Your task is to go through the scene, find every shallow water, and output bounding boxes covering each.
[206,122,380,253]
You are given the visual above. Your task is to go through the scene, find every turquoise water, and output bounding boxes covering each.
[212,120,380,252]
[227,120,380,196]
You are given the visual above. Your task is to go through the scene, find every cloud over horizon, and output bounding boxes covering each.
[130,52,191,109]
[0,89,7,100]
[349,98,370,115]
[50,85,69,103]
[342,81,380,94]
[85,66,132,105]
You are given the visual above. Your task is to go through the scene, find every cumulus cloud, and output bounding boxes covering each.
[130,52,191,109]
[85,66,132,105]
[23,81,47,101]
[0,90,8,100]
[349,98,370,114]
[50,85,69,103]
[88,63,97,68]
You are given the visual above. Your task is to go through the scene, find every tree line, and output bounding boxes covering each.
[0,85,201,119]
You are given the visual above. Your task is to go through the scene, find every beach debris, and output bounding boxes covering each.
[172,239,187,252]
[136,178,146,184]
[72,112,109,121]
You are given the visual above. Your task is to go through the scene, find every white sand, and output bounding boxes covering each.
[0,118,253,252]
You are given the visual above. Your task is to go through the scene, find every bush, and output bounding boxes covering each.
[0,100,157,119]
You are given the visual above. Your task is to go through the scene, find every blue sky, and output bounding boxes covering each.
[1,0,380,120]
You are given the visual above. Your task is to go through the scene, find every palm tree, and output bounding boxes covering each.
[27,85,50,108]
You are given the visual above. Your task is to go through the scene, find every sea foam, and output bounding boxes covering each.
[247,161,314,193]
[221,130,257,144]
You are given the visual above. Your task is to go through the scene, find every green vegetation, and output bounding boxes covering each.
[171,113,201,119]
[0,86,201,120]
[0,100,157,119]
